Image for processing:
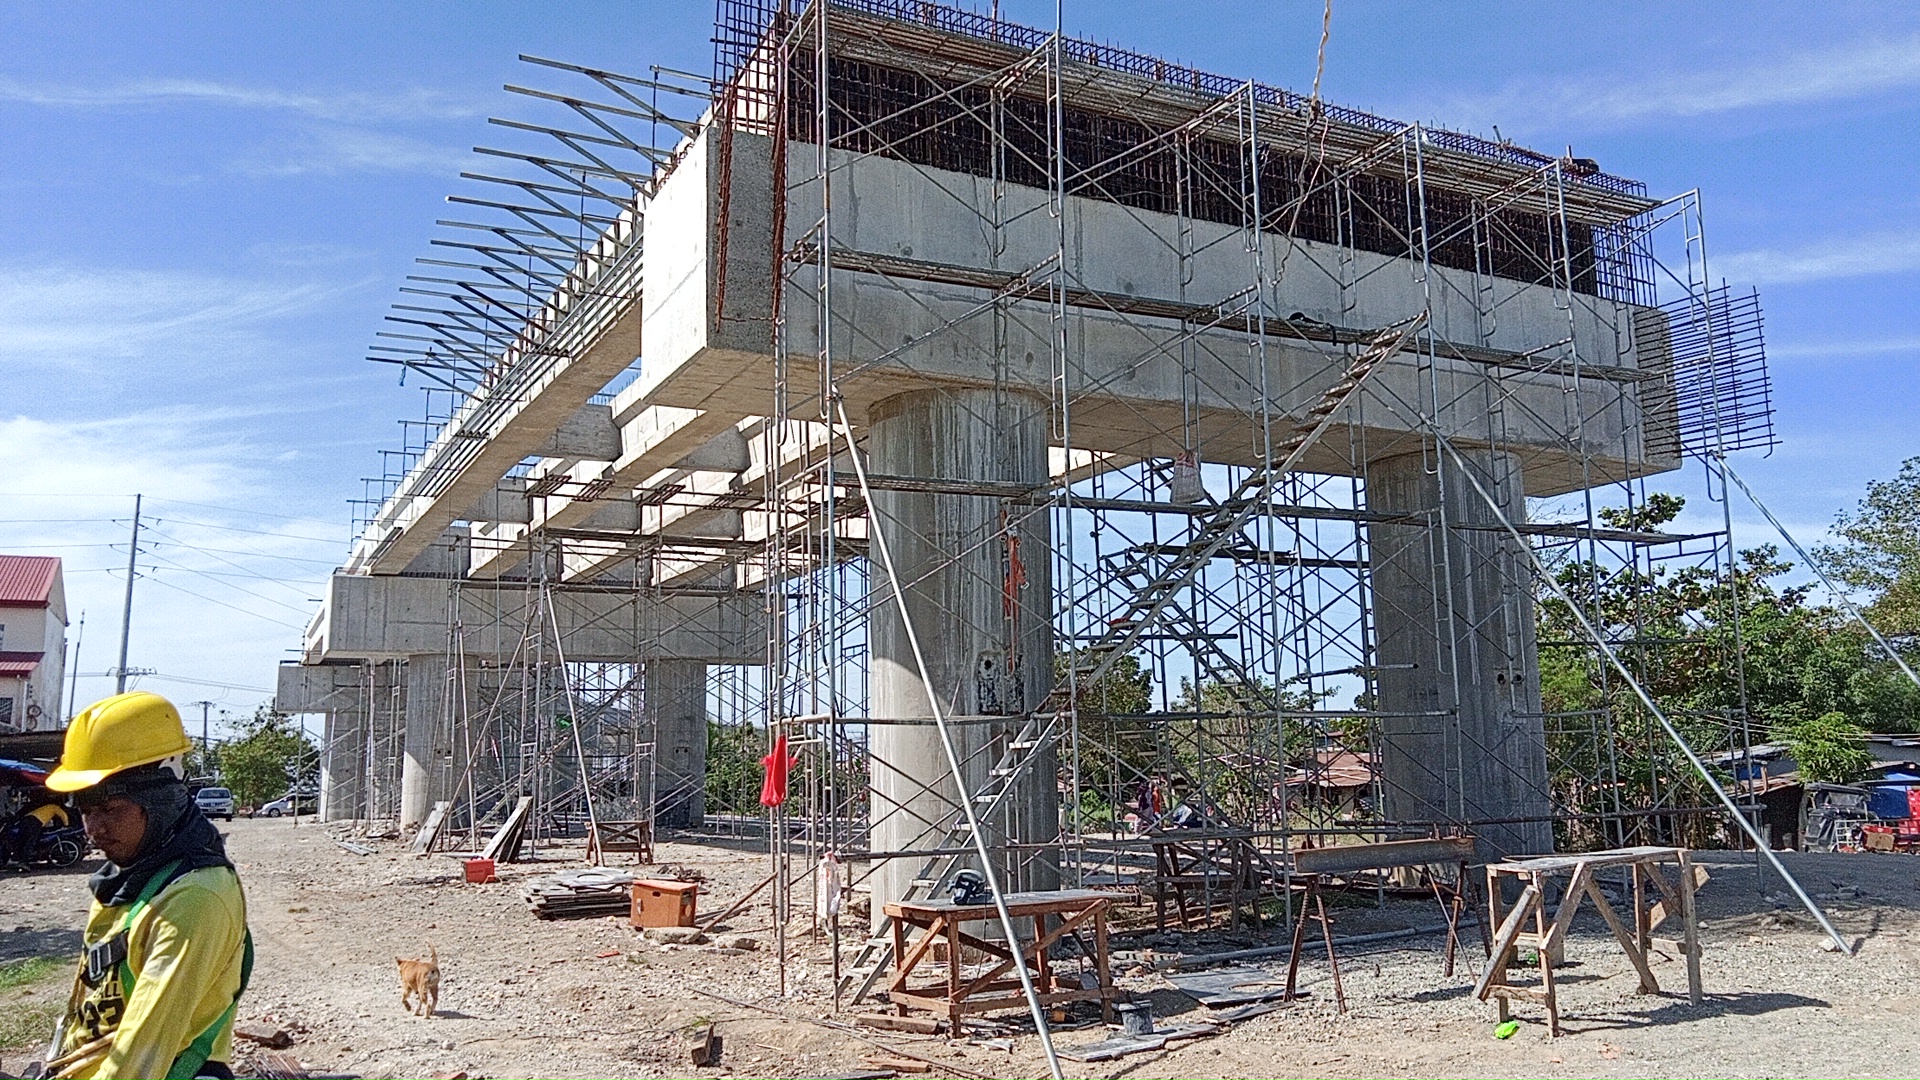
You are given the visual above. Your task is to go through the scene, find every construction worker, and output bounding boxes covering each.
[39,692,250,1080]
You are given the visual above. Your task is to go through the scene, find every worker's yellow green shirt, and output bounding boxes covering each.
[59,865,248,1079]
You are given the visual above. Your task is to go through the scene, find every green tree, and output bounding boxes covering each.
[1817,455,1920,636]
[1537,492,1912,847]
[1775,711,1872,784]
[705,721,763,815]
[217,706,316,808]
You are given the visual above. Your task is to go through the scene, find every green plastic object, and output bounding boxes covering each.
[1494,1020,1521,1040]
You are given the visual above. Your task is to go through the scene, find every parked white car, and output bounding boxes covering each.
[194,786,235,821]
[256,793,317,818]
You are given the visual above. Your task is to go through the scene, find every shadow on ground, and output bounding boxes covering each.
[0,929,81,966]
[1551,990,1829,1035]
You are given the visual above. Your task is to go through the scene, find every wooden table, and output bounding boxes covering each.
[1475,846,1706,1036]
[587,819,653,864]
[882,889,1118,1028]
[1149,828,1266,931]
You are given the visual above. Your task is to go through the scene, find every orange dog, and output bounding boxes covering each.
[397,942,441,1017]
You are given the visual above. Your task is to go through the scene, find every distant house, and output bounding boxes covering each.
[0,555,68,732]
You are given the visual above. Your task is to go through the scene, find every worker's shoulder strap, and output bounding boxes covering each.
[110,860,253,1079]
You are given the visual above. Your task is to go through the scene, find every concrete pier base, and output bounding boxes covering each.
[1367,448,1552,858]
[867,388,1059,926]
[648,659,708,828]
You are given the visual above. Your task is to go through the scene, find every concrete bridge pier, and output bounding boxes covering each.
[400,654,470,830]
[647,659,708,828]
[1366,447,1553,859]
[866,387,1059,926]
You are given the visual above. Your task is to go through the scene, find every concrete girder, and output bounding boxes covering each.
[348,201,646,577]
[302,573,765,664]
[467,404,746,579]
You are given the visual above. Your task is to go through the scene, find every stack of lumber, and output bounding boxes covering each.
[524,867,636,919]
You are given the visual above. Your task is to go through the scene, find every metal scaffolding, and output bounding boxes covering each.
[307,0,1805,1000]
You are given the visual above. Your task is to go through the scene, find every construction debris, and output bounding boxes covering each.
[687,1022,721,1067]
[233,1021,296,1049]
[852,1013,944,1036]
[1167,964,1295,1007]
[1058,1020,1224,1062]
[643,926,707,945]
[523,867,635,919]
[410,801,451,855]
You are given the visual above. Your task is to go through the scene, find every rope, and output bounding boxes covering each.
[1310,0,1333,105]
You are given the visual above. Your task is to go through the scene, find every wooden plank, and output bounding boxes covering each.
[1678,850,1703,1005]
[1292,836,1478,876]
[1474,882,1541,1001]
[1542,863,1592,956]
[852,1013,945,1035]
[482,796,534,862]
[1490,846,1682,874]
[410,801,451,855]
[1646,864,1709,932]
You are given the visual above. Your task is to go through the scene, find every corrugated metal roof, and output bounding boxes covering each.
[0,650,44,677]
[0,556,60,606]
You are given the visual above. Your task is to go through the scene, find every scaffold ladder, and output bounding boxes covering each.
[1072,312,1428,689]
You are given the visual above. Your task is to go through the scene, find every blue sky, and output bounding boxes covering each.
[2,1,1916,729]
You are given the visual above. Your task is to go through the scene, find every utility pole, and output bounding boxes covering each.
[188,700,214,775]
[114,494,143,694]
[62,611,84,722]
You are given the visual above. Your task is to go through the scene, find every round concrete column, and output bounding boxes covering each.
[1366,448,1552,858]
[867,387,1058,923]
[647,659,708,828]
[320,705,367,821]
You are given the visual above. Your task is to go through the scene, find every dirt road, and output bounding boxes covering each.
[5,819,1920,1078]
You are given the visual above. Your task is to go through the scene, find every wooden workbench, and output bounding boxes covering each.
[882,889,1118,1027]
[1475,846,1705,1035]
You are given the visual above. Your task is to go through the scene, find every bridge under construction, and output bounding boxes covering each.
[275,0,1784,985]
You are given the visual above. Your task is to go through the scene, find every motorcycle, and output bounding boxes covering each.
[29,823,88,868]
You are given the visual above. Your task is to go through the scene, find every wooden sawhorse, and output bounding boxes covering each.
[1284,836,1484,1011]
[1476,846,1706,1035]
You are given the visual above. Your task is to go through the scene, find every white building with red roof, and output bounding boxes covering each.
[0,555,68,732]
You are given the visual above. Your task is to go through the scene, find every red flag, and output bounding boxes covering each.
[760,734,795,808]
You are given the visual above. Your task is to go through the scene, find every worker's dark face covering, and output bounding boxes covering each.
[76,764,233,906]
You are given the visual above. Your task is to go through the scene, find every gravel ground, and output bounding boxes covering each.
[2,821,1919,1078]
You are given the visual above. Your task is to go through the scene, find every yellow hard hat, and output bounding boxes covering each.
[46,691,193,793]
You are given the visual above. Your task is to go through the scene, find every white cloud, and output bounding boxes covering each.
[0,264,361,369]
[1768,337,1920,360]
[232,125,471,178]
[1713,231,1920,287]
[0,416,341,717]
[0,75,484,124]
[1414,33,1920,136]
